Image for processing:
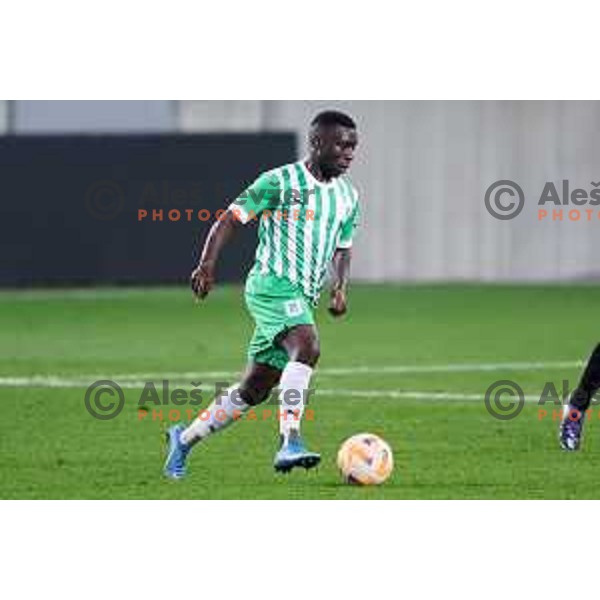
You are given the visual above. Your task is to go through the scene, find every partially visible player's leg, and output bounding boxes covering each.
[164,362,281,479]
[560,342,600,451]
[273,324,322,472]
[181,361,282,445]
[243,273,321,471]
[277,324,320,439]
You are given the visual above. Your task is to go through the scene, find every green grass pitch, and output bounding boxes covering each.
[1,283,600,499]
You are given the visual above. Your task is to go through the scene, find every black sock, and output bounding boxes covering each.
[570,343,600,411]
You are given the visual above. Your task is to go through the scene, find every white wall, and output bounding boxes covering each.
[179,101,265,132]
[14,101,175,133]
[0,101,8,134]
[208,100,600,283]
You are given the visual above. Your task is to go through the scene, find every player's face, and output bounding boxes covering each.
[317,125,358,177]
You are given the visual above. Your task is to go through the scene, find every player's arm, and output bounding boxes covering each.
[191,171,279,300]
[329,247,351,317]
[191,210,241,300]
[329,193,360,317]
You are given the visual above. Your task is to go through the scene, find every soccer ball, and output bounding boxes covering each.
[337,433,394,485]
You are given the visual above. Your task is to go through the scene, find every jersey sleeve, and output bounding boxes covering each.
[227,170,282,224]
[337,197,360,249]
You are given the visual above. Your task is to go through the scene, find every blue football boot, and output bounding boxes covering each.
[164,424,191,479]
[274,431,321,473]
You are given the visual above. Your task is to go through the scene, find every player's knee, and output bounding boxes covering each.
[238,381,277,406]
[294,339,320,367]
[280,325,320,367]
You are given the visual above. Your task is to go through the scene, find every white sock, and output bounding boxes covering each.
[180,384,250,445]
[278,361,313,443]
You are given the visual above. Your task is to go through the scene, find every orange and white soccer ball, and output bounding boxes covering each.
[337,433,394,485]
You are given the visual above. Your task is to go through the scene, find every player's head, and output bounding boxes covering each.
[309,110,358,178]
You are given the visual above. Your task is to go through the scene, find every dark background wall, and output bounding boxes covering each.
[0,133,296,286]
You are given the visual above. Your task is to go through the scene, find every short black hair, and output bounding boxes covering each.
[311,110,356,129]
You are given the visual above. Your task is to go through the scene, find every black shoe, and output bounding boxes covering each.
[559,405,586,452]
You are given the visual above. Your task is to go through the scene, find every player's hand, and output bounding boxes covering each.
[191,262,215,301]
[328,288,347,317]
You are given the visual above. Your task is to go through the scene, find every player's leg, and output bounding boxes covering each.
[244,271,321,472]
[560,342,600,451]
[164,362,281,479]
[273,324,322,472]
[182,361,282,444]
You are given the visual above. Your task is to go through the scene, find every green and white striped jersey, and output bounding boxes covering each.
[228,160,360,304]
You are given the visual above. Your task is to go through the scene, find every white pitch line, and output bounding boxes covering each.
[94,360,584,379]
[0,377,545,403]
[317,389,543,402]
[315,360,582,376]
[0,360,583,388]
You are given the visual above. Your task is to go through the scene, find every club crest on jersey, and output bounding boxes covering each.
[284,299,304,317]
